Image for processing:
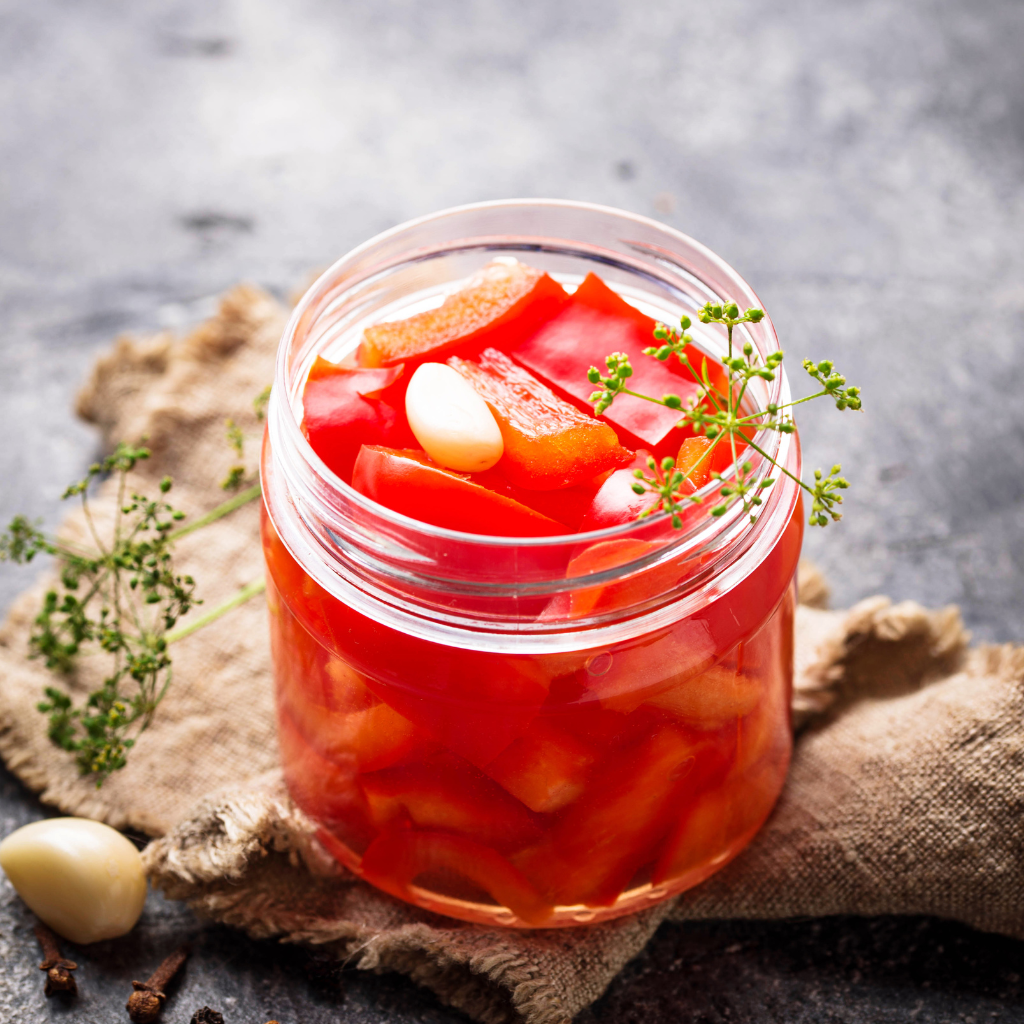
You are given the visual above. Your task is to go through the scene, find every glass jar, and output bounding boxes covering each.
[260,200,802,928]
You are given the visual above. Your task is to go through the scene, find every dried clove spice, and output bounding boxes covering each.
[125,944,190,1023]
[34,921,78,997]
[189,1009,224,1024]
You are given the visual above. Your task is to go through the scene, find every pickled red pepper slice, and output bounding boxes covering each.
[577,449,659,531]
[350,446,564,537]
[360,753,543,853]
[542,673,646,750]
[360,830,554,926]
[652,762,783,886]
[535,534,697,624]
[512,725,703,907]
[509,273,706,451]
[261,515,332,641]
[358,261,569,368]
[644,664,761,727]
[473,465,606,531]
[482,718,598,813]
[301,357,414,482]
[276,707,375,846]
[448,347,633,490]
[566,538,661,619]
[278,683,426,774]
[302,585,556,767]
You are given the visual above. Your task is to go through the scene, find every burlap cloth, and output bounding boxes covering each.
[1,288,1022,1024]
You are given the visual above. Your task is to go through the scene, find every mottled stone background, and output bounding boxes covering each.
[1,1,1022,1021]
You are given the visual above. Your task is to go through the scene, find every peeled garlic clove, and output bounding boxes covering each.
[405,362,504,472]
[0,817,147,944]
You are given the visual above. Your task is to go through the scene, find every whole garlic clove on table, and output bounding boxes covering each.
[0,817,147,944]
[405,362,504,472]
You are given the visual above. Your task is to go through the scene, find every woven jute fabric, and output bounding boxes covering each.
[1,288,1022,1024]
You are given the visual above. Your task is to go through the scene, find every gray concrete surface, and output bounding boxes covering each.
[1,0,1023,1021]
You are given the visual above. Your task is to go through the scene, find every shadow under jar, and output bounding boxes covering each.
[260,200,802,928]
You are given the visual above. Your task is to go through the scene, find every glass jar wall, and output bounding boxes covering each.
[260,200,802,927]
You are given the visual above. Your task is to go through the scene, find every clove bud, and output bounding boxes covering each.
[189,1009,223,1024]
[34,921,78,998]
[126,945,189,1023]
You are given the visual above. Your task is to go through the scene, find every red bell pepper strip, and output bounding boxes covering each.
[301,357,414,482]
[652,758,786,885]
[276,704,376,850]
[472,464,608,531]
[541,672,642,750]
[350,445,565,537]
[265,502,556,770]
[509,273,704,451]
[566,538,662,619]
[278,675,428,775]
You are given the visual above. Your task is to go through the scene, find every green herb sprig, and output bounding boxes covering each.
[221,386,271,491]
[588,300,861,528]
[1,432,266,785]
[1,443,196,782]
[221,418,248,491]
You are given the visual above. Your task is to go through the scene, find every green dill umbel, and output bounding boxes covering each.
[1,427,267,785]
[587,300,861,529]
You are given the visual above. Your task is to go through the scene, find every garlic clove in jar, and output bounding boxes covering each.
[405,362,504,472]
[0,817,147,944]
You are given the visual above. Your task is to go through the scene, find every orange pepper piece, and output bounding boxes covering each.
[676,436,713,491]
[358,261,568,368]
[708,436,749,475]
[644,663,762,727]
[449,348,632,490]
[278,676,427,774]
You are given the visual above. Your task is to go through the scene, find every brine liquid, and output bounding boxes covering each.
[262,501,799,927]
